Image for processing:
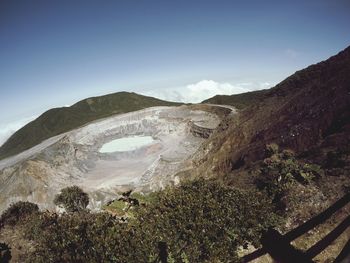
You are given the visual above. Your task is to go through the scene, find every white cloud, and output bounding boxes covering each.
[0,115,38,147]
[285,48,299,59]
[0,80,274,148]
[259,82,271,89]
[141,79,273,103]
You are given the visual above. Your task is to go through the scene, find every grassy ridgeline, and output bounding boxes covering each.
[0,92,181,160]
[202,89,268,110]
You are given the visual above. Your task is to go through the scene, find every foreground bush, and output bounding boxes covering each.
[135,179,280,262]
[256,144,323,200]
[21,179,280,262]
[0,201,39,227]
[23,211,128,262]
[54,186,89,212]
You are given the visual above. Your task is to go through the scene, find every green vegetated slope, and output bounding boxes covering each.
[0,92,181,160]
[202,89,268,109]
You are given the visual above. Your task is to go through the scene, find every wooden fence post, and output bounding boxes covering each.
[261,228,313,263]
[158,241,168,263]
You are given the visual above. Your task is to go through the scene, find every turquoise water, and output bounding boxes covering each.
[99,136,155,153]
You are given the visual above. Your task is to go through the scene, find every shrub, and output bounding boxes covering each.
[256,145,323,201]
[134,179,281,262]
[24,179,280,262]
[0,201,39,227]
[24,211,127,263]
[54,186,89,212]
[266,143,279,156]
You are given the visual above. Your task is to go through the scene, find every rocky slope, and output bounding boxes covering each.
[169,46,350,262]
[188,46,350,261]
[193,45,350,179]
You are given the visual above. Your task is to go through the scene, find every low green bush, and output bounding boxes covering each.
[135,179,281,262]
[0,201,39,227]
[256,144,323,201]
[22,179,280,262]
[53,186,89,212]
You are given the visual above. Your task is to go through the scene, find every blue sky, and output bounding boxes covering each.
[0,0,349,145]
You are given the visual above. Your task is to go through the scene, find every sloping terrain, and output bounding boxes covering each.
[202,89,268,110]
[0,92,181,160]
[194,46,350,178]
[189,46,350,261]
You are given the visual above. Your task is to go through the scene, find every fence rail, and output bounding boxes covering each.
[154,194,350,263]
[242,193,350,263]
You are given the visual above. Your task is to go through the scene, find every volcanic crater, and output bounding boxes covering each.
[0,105,229,212]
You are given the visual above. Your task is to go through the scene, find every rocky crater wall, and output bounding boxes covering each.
[0,106,228,213]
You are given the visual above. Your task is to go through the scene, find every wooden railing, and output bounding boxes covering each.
[154,193,350,263]
[242,193,350,263]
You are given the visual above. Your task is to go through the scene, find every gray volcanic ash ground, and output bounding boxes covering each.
[0,105,229,212]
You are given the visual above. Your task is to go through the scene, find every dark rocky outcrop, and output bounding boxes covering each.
[189,121,214,139]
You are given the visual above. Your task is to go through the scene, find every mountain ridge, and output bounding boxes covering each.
[0,92,181,160]
[202,89,269,109]
[192,45,350,179]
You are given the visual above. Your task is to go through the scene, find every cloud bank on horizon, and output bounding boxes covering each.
[0,115,38,147]
[0,79,272,149]
[141,79,272,103]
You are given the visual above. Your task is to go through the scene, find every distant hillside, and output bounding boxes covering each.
[0,92,181,160]
[202,89,268,109]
